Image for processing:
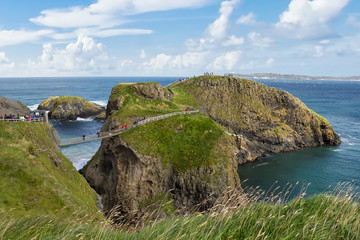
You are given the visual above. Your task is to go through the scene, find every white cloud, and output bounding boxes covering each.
[31,0,210,29]
[276,0,350,39]
[248,32,273,48]
[236,12,257,25]
[140,49,147,59]
[51,28,152,40]
[142,51,208,72]
[207,0,240,41]
[207,51,242,71]
[0,29,52,47]
[0,52,15,71]
[29,34,114,73]
[222,35,244,46]
[320,39,330,45]
[186,0,240,51]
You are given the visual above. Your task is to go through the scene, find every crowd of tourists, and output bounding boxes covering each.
[0,113,44,122]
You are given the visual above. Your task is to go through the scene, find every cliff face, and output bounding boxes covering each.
[0,96,30,116]
[169,76,341,163]
[38,96,105,120]
[81,83,240,216]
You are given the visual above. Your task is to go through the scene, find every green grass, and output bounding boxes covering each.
[0,121,101,220]
[168,84,199,108]
[121,113,231,172]
[2,183,360,239]
[109,83,182,125]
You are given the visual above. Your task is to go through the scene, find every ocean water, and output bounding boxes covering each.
[0,77,359,197]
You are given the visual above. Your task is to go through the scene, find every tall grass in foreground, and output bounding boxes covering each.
[1,182,360,239]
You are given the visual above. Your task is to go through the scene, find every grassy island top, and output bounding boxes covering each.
[121,113,234,172]
[108,82,182,125]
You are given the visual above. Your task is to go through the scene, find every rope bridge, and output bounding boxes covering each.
[59,110,199,147]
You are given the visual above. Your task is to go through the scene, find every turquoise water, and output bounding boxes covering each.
[1,77,359,196]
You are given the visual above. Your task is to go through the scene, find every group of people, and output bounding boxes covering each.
[0,113,42,122]
[204,72,214,75]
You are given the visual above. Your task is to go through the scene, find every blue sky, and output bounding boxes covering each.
[0,0,359,77]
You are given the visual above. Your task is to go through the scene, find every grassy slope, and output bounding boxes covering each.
[109,83,182,125]
[121,113,233,172]
[0,121,101,220]
[1,192,359,239]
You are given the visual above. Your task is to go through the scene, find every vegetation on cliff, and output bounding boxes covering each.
[38,96,105,120]
[121,113,233,172]
[0,121,101,220]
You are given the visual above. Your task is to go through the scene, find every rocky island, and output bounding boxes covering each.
[81,76,340,219]
[38,96,105,120]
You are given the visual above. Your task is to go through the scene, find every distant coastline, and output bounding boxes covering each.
[224,73,360,81]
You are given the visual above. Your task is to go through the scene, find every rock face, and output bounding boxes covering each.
[131,83,166,100]
[81,137,239,215]
[171,76,341,164]
[38,96,105,120]
[0,96,30,116]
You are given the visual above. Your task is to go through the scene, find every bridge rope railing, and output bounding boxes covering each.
[0,118,44,122]
[59,110,199,146]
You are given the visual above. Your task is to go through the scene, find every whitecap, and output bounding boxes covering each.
[90,100,107,107]
[73,157,92,170]
[27,104,39,111]
[255,162,270,167]
[77,117,94,122]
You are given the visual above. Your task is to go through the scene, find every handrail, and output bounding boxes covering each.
[0,118,44,122]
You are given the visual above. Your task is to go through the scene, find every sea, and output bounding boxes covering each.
[1,77,359,198]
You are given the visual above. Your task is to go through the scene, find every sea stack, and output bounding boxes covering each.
[38,96,105,120]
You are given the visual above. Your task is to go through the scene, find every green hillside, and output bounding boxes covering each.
[0,121,101,220]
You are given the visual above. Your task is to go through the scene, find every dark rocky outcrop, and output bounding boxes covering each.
[0,96,30,116]
[38,96,105,120]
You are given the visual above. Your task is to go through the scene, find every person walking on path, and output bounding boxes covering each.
[82,134,86,141]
